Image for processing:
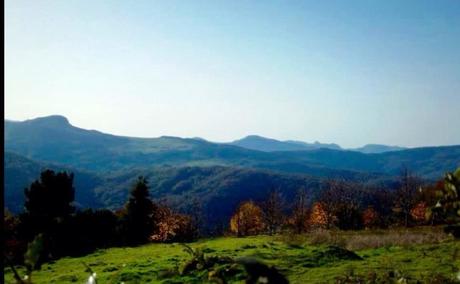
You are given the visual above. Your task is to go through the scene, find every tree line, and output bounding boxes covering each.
[4,171,201,266]
[229,168,460,236]
[4,167,460,268]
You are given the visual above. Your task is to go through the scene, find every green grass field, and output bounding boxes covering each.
[4,230,460,283]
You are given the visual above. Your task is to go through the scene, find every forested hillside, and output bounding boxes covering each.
[5,151,398,231]
[5,115,459,226]
[5,116,460,178]
[4,152,104,212]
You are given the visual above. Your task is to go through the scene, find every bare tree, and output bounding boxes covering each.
[318,179,342,229]
[261,188,285,235]
[290,187,309,233]
[394,167,420,227]
[184,197,205,239]
[318,179,363,230]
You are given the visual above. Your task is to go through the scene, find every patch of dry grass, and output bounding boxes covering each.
[279,226,453,250]
[343,227,450,250]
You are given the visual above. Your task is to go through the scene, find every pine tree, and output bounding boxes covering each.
[21,170,75,239]
[19,170,75,259]
[24,170,75,220]
[121,176,156,245]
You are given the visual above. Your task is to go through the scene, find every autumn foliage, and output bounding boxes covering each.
[230,201,265,237]
[362,207,379,229]
[410,202,428,224]
[150,205,196,242]
[308,202,329,228]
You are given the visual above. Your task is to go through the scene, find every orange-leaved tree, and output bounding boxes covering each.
[410,202,428,225]
[150,205,195,242]
[230,201,265,237]
[362,207,379,229]
[308,202,329,228]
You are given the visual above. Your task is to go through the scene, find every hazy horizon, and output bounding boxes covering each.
[5,1,460,148]
[5,113,460,149]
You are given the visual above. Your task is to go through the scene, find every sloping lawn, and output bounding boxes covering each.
[4,235,460,283]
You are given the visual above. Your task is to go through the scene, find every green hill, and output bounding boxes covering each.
[4,233,459,283]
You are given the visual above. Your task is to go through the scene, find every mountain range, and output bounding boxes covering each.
[229,135,342,152]
[229,135,406,153]
[4,115,460,227]
[5,115,459,177]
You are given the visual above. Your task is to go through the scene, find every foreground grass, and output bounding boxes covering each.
[4,230,460,283]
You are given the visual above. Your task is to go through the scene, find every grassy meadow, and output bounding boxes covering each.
[4,227,460,284]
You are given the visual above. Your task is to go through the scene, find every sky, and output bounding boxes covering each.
[5,0,460,148]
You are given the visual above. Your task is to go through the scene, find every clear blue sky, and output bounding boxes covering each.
[5,0,460,148]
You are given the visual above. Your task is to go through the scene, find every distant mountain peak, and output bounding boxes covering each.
[24,115,71,127]
[191,137,208,142]
[352,144,407,154]
[241,135,270,140]
[231,135,342,152]
[233,135,286,144]
[285,140,342,151]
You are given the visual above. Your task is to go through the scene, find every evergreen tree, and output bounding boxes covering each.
[24,170,75,220]
[121,176,156,245]
[20,170,75,238]
[19,170,75,259]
